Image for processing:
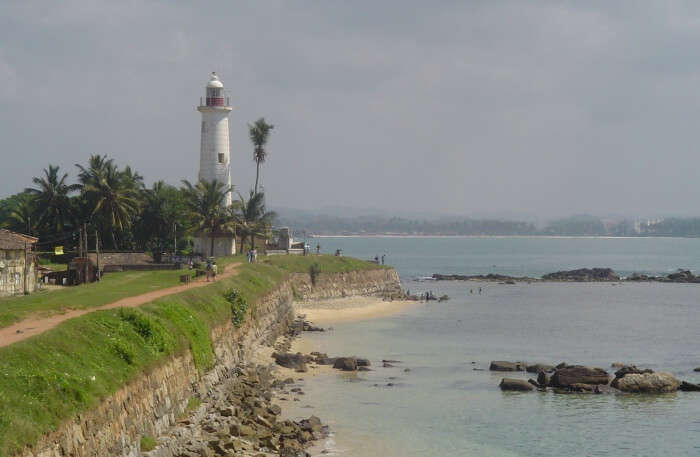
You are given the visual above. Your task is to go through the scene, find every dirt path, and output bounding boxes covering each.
[0,263,240,349]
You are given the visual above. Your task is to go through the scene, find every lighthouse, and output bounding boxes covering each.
[197,72,233,206]
[193,72,236,257]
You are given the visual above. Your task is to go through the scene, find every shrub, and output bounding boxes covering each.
[309,263,321,286]
[224,289,248,328]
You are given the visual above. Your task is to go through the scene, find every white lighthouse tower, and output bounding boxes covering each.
[198,72,233,206]
[193,72,236,257]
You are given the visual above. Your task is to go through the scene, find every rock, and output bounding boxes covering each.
[382,362,394,368]
[333,357,357,371]
[614,372,680,393]
[569,383,594,392]
[526,363,554,373]
[273,352,308,371]
[665,270,697,282]
[490,361,526,372]
[541,268,619,282]
[537,371,550,387]
[679,381,700,392]
[527,379,540,388]
[358,366,372,372]
[499,378,534,391]
[382,359,402,363]
[610,362,627,368]
[694,367,700,372]
[610,365,654,388]
[356,358,371,367]
[549,366,609,387]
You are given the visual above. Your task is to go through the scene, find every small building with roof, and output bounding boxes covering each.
[0,229,39,297]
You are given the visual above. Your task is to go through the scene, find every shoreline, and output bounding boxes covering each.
[294,296,417,325]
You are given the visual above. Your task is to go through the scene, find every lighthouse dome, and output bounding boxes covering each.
[207,72,224,88]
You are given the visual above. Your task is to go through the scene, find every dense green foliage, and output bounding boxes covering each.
[0,152,277,257]
[234,191,276,250]
[223,289,248,327]
[0,255,379,456]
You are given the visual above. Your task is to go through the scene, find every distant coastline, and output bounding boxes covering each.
[309,234,697,239]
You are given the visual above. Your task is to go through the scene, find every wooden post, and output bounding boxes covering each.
[95,230,100,281]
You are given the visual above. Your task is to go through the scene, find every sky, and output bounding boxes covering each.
[2,1,700,219]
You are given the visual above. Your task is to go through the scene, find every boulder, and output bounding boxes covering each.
[549,366,609,387]
[526,363,555,373]
[333,357,357,371]
[356,358,371,367]
[499,378,534,391]
[679,381,700,392]
[614,372,680,393]
[272,352,308,371]
[694,367,700,372]
[610,365,654,388]
[537,371,550,387]
[490,361,526,372]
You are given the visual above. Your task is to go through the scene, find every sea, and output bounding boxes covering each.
[289,236,700,457]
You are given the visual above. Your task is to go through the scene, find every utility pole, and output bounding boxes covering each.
[95,230,100,281]
[83,223,88,285]
[173,222,177,258]
[23,241,28,295]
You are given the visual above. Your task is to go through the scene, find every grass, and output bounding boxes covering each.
[140,435,157,452]
[0,269,196,329]
[0,255,385,457]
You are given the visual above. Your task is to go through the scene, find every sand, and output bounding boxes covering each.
[294,296,417,325]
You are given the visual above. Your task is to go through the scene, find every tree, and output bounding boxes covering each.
[6,193,37,235]
[181,179,237,257]
[233,191,276,250]
[248,117,274,194]
[75,155,141,249]
[134,181,186,258]
[25,165,78,236]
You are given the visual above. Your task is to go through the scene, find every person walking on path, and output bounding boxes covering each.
[381,254,386,265]
[212,262,218,281]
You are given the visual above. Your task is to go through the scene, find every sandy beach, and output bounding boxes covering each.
[294,296,417,325]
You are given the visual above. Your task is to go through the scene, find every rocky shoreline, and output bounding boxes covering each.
[432,267,700,283]
[491,360,700,394]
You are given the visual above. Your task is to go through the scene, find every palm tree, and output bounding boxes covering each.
[248,118,274,194]
[181,179,237,257]
[75,155,141,249]
[25,165,78,235]
[233,191,276,250]
[135,181,185,257]
[8,194,37,235]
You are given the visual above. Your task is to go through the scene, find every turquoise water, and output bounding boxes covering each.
[290,237,700,456]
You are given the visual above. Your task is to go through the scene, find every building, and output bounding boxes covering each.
[0,229,39,297]
[266,227,308,255]
[193,72,236,257]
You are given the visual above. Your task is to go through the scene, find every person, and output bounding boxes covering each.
[252,249,257,263]
[374,255,379,264]
[212,262,218,281]
[205,260,212,282]
[246,249,251,263]
[316,243,321,255]
[478,287,482,295]
[381,254,386,265]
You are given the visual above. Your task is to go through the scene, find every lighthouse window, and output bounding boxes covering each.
[218,153,225,163]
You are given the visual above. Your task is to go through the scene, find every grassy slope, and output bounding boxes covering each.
[0,269,196,328]
[0,255,382,457]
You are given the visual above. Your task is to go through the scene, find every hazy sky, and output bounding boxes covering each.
[2,1,700,218]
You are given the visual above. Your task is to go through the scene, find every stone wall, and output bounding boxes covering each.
[19,268,400,457]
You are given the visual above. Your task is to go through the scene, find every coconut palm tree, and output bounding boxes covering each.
[233,191,276,250]
[75,155,141,249]
[181,179,237,257]
[8,193,37,235]
[248,118,274,194]
[25,165,78,235]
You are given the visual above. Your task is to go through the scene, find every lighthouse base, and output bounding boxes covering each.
[193,234,236,258]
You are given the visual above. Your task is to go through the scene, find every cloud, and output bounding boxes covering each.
[2,1,700,218]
